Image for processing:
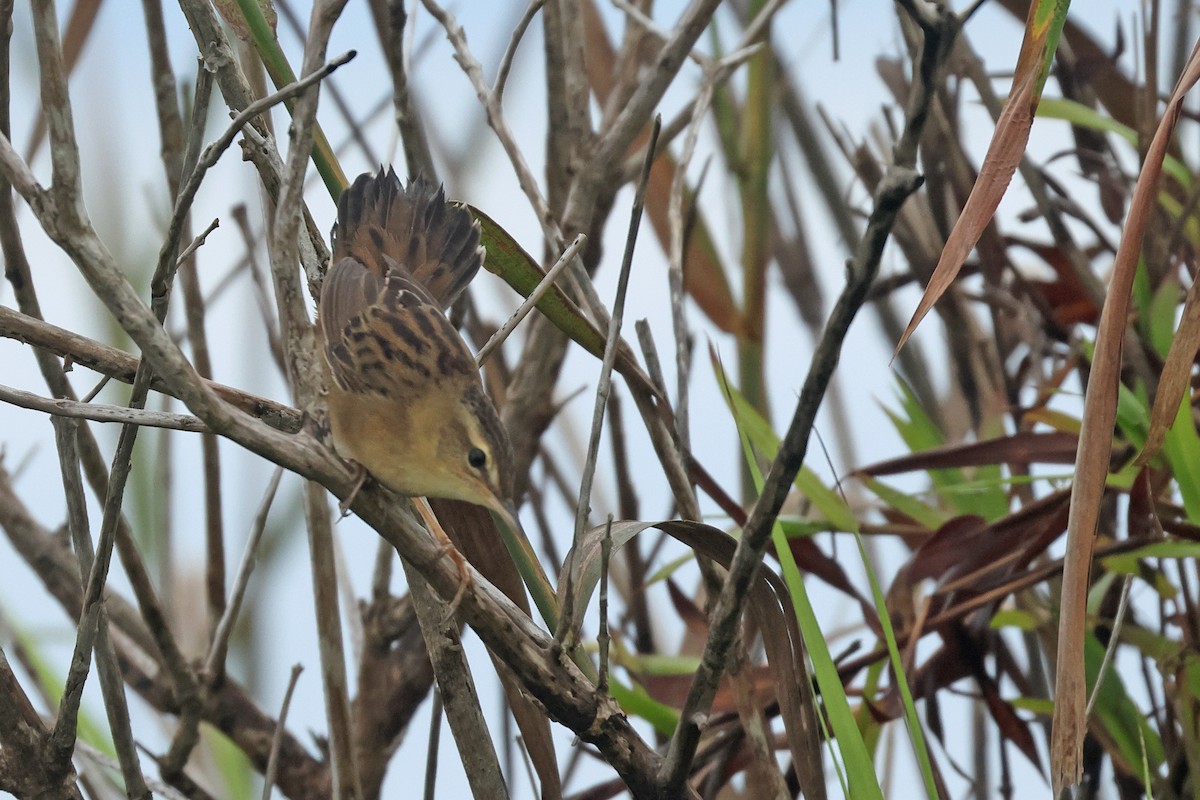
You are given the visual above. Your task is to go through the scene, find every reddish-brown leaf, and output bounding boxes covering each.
[666,577,710,638]
[639,665,777,715]
[1010,237,1103,327]
[855,431,1081,477]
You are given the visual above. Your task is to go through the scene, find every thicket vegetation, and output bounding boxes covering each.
[1,1,1197,798]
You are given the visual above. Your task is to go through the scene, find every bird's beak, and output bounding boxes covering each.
[489,498,523,537]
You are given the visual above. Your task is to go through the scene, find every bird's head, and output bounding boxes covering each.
[420,384,514,513]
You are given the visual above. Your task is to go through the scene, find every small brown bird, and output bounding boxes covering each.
[318,168,513,514]
[320,170,563,798]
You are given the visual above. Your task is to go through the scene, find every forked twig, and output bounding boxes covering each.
[158,50,356,293]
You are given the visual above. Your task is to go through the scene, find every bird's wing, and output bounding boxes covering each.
[319,257,477,397]
[332,167,484,310]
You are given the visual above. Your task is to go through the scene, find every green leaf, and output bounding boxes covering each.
[1162,396,1200,522]
[1037,98,1191,188]
[645,552,695,586]
[1146,278,1182,358]
[885,382,1008,520]
[1011,696,1055,716]
[472,208,610,359]
[710,349,857,531]
[1102,540,1200,574]
[618,653,702,676]
[860,477,948,531]
[1114,381,1149,448]
[1083,634,1166,774]
[990,608,1040,631]
[716,356,937,798]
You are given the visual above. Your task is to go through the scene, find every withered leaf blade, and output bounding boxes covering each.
[1138,274,1200,464]
[561,519,825,798]
[1053,40,1200,798]
[855,430,1081,477]
[895,67,1037,355]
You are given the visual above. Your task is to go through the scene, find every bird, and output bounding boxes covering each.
[317,167,514,517]
[318,170,564,798]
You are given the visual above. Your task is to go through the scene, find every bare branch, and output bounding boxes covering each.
[0,385,208,431]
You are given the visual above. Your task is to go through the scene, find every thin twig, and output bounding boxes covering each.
[634,320,669,398]
[419,0,556,243]
[0,384,208,432]
[45,418,94,773]
[629,322,705,521]
[401,551,509,799]
[607,395,639,520]
[79,376,110,404]
[181,60,213,188]
[475,233,587,365]
[379,0,435,178]
[666,59,721,454]
[72,740,188,800]
[1085,574,1133,718]
[493,0,545,103]
[230,205,287,371]
[611,0,717,69]
[423,690,444,800]
[205,466,285,680]
[557,118,660,644]
[304,481,362,800]
[175,217,220,267]
[597,515,614,694]
[261,664,304,800]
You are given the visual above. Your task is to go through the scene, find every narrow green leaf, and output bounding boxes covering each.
[860,476,949,531]
[717,357,938,799]
[232,0,348,197]
[710,349,857,531]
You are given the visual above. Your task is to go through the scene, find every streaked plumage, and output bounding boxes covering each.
[318,168,513,508]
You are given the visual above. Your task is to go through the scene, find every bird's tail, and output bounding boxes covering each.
[332,167,483,310]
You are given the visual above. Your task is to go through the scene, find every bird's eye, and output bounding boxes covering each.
[468,447,487,469]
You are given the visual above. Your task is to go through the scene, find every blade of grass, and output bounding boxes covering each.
[714,354,939,799]
[232,0,348,196]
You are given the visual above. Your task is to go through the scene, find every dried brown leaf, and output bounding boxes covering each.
[896,67,1038,353]
[1139,274,1200,463]
[1052,40,1200,796]
[560,519,823,796]
[855,431,1081,477]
